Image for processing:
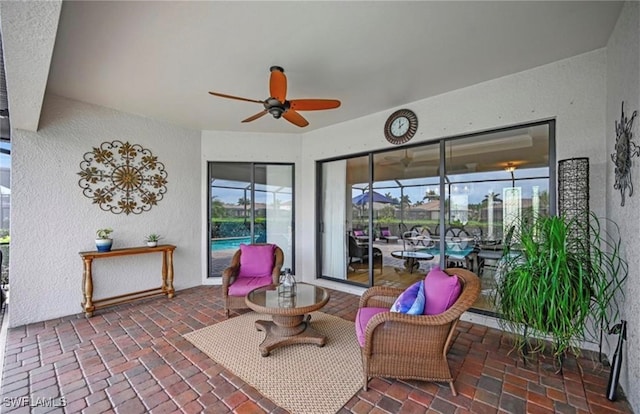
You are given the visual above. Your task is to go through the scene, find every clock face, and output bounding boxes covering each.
[384,109,418,145]
[391,116,410,137]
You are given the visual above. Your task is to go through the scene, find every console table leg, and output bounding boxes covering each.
[82,258,95,317]
[165,250,175,298]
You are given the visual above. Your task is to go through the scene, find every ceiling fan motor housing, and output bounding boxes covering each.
[265,98,289,119]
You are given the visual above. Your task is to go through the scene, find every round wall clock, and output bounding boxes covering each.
[384,109,418,145]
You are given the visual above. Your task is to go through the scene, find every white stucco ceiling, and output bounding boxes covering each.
[2,1,624,133]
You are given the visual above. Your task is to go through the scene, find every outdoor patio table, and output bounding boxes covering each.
[245,283,330,356]
[390,250,435,273]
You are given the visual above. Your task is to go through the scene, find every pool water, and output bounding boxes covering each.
[211,237,252,251]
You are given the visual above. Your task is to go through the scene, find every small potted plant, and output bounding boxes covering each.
[144,233,162,247]
[95,228,113,252]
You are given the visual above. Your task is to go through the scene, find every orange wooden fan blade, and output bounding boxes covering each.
[290,99,341,111]
[283,109,309,127]
[209,91,264,104]
[269,67,287,103]
[242,110,268,123]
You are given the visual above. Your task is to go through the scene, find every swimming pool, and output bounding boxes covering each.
[211,237,252,251]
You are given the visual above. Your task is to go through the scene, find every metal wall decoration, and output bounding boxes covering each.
[77,141,168,215]
[611,101,638,206]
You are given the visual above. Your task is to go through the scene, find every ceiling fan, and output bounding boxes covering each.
[208,66,341,127]
[382,149,428,169]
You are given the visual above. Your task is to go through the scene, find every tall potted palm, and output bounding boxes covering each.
[494,213,627,367]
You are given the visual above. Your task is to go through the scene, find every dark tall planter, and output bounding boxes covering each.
[558,157,590,247]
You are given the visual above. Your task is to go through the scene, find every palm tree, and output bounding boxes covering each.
[384,192,400,205]
[482,192,502,239]
[482,191,502,205]
[424,189,439,202]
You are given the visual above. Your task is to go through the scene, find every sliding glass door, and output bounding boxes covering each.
[209,162,294,277]
[317,121,553,314]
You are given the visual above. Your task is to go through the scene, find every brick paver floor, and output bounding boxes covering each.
[0,285,634,413]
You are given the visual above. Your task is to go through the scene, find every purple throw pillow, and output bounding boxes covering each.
[353,230,364,237]
[423,266,462,315]
[390,281,425,315]
[238,244,276,278]
[381,229,391,237]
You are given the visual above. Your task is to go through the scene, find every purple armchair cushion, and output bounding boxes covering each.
[355,307,388,347]
[390,281,426,314]
[238,244,275,278]
[423,266,462,315]
[353,229,365,237]
[228,276,272,297]
[381,229,391,237]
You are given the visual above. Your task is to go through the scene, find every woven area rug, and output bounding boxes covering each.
[184,311,362,414]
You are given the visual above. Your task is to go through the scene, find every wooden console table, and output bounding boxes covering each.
[79,244,176,317]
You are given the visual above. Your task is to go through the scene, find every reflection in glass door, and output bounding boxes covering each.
[372,145,440,285]
[444,124,551,312]
[209,162,294,277]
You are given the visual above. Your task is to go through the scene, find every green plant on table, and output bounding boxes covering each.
[494,213,627,367]
[96,228,113,239]
[144,233,162,242]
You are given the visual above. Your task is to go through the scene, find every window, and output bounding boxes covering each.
[317,121,553,314]
[208,162,294,277]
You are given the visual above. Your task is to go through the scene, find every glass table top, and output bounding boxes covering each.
[246,283,329,310]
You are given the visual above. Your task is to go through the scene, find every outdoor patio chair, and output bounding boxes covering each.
[348,235,383,273]
[444,226,472,268]
[221,243,284,317]
[379,226,399,243]
[355,267,480,396]
[402,226,435,250]
[477,225,516,277]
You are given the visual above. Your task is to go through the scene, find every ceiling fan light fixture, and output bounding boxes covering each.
[505,163,516,173]
[269,107,283,118]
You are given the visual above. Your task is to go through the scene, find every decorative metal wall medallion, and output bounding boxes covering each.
[77,141,168,215]
[611,102,638,206]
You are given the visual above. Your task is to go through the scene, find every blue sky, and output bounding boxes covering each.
[0,141,9,170]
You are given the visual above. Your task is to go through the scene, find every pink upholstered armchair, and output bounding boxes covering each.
[221,243,284,317]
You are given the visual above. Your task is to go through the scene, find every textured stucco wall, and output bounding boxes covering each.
[606,1,640,410]
[0,1,61,131]
[10,95,202,327]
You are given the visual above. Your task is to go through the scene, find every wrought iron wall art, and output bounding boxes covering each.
[611,101,638,206]
[77,141,168,215]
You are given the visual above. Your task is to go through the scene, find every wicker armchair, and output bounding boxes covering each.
[357,268,480,395]
[221,243,284,317]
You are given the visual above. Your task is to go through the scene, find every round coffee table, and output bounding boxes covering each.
[391,250,435,273]
[245,283,330,356]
